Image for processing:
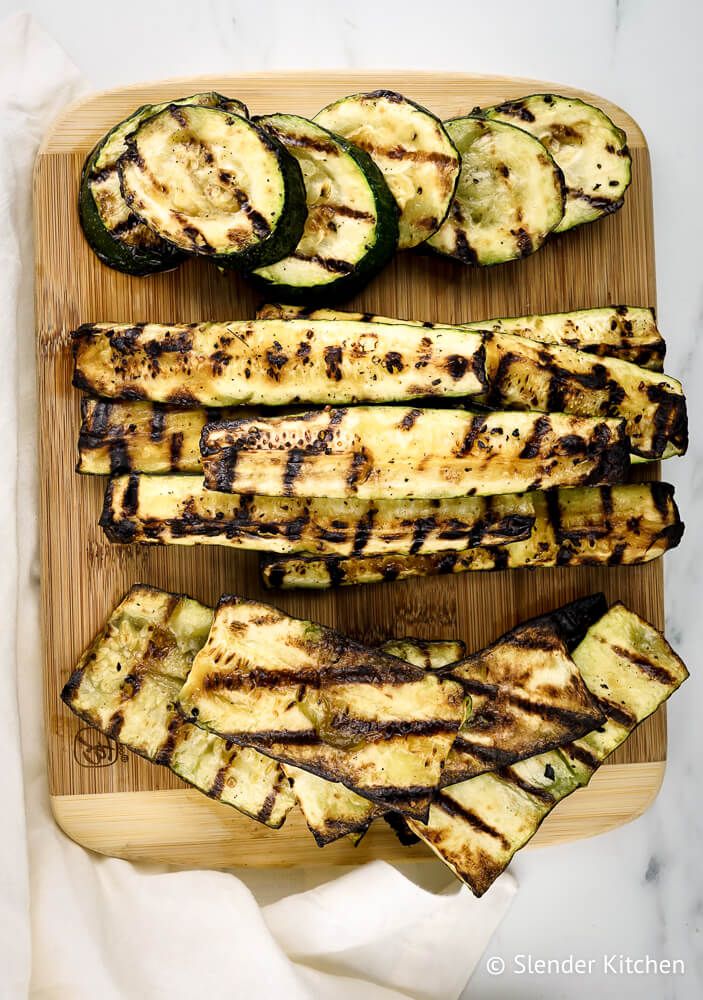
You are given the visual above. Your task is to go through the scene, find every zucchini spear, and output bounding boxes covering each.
[260,482,683,589]
[409,603,687,895]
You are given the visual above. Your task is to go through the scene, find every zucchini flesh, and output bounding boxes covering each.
[178,596,467,819]
[100,474,535,554]
[60,585,294,828]
[72,320,487,407]
[119,105,306,267]
[250,114,398,302]
[288,638,462,846]
[77,397,242,475]
[482,94,631,232]
[426,117,564,265]
[201,407,629,500]
[314,90,460,250]
[260,482,684,588]
[79,92,247,275]
[257,304,665,373]
[409,603,687,895]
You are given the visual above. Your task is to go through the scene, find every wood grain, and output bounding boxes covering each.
[35,72,667,867]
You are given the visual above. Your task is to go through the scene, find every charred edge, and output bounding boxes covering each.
[494,99,535,123]
[435,793,512,851]
[650,481,675,518]
[383,813,421,846]
[473,342,488,390]
[60,666,86,705]
[99,480,136,544]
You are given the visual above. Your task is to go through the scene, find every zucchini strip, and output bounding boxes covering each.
[60,585,294,828]
[100,474,535,554]
[201,407,629,500]
[408,604,688,895]
[482,94,631,232]
[72,320,487,406]
[257,303,665,372]
[260,482,684,588]
[178,596,467,820]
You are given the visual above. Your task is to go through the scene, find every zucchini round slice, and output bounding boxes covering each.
[482,94,631,232]
[79,92,248,275]
[248,114,398,303]
[314,90,459,250]
[119,105,307,269]
[426,117,565,266]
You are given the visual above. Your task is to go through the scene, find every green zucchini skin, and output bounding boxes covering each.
[119,106,307,270]
[78,93,248,276]
[248,114,399,304]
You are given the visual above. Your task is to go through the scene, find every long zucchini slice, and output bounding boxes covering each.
[260,482,683,588]
[100,474,535,554]
[60,585,294,828]
[249,114,398,302]
[314,90,460,250]
[426,117,564,265]
[178,596,466,819]
[482,94,631,232]
[119,105,306,268]
[257,303,665,373]
[288,638,463,846]
[79,92,248,275]
[72,320,487,406]
[201,407,629,500]
[409,603,688,895]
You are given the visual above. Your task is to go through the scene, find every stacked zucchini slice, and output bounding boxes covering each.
[79,87,632,300]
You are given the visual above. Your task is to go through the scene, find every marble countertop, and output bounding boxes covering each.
[8,0,702,995]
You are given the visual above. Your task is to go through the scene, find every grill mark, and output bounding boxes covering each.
[400,408,422,430]
[410,517,437,555]
[283,448,306,494]
[435,793,512,850]
[449,739,516,766]
[169,431,184,469]
[154,714,183,767]
[498,767,556,804]
[446,355,469,380]
[564,742,600,770]
[519,416,552,459]
[505,692,603,728]
[292,252,354,274]
[572,190,624,213]
[494,100,536,123]
[347,448,370,489]
[592,694,637,728]
[208,763,229,800]
[457,414,487,456]
[453,231,478,264]
[514,228,533,258]
[105,711,124,739]
[327,717,460,741]
[150,406,167,442]
[108,441,131,475]
[110,213,145,237]
[610,644,675,685]
[650,482,674,517]
[239,729,321,746]
[232,186,271,241]
[352,507,375,555]
[323,345,343,380]
[202,660,424,690]
[257,788,279,824]
[121,474,140,516]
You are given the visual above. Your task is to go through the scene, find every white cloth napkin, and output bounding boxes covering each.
[0,13,516,998]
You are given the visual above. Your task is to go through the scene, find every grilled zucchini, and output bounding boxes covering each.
[60,585,294,828]
[482,94,631,232]
[426,117,565,265]
[72,320,487,407]
[178,596,466,819]
[201,407,629,500]
[260,482,683,588]
[249,114,398,302]
[119,105,306,268]
[257,303,665,372]
[100,474,535,554]
[79,92,247,275]
[314,90,460,249]
[409,603,687,895]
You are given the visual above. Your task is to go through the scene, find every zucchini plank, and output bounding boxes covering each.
[250,114,399,302]
[201,407,629,500]
[260,482,684,588]
[60,585,294,828]
[482,94,631,232]
[409,604,687,895]
[314,90,460,249]
[72,320,487,406]
[100,474,535,554]
[178,596,467,819]
[426,117,565,265]
[256,303,665,372]
[119,105,306,268]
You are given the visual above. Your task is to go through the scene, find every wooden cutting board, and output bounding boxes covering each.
[36,72,668,868]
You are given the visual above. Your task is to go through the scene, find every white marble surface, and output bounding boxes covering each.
[7,0,702,995]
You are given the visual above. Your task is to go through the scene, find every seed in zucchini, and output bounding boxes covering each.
[60,585,294,828]
[178,596,467,819]
[260,482,683,589]
[482,94,631,232]
[409,603,687,895]
[248,114,399,302]
[201,407,629,500]
[426,116,565,265]
[119,105,307,268]
[314,90,460,250]
[72,320,487,407]
[79,92,247,275]
[100,473,535,554]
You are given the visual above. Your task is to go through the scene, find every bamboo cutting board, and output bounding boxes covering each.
[36,72,669,868]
